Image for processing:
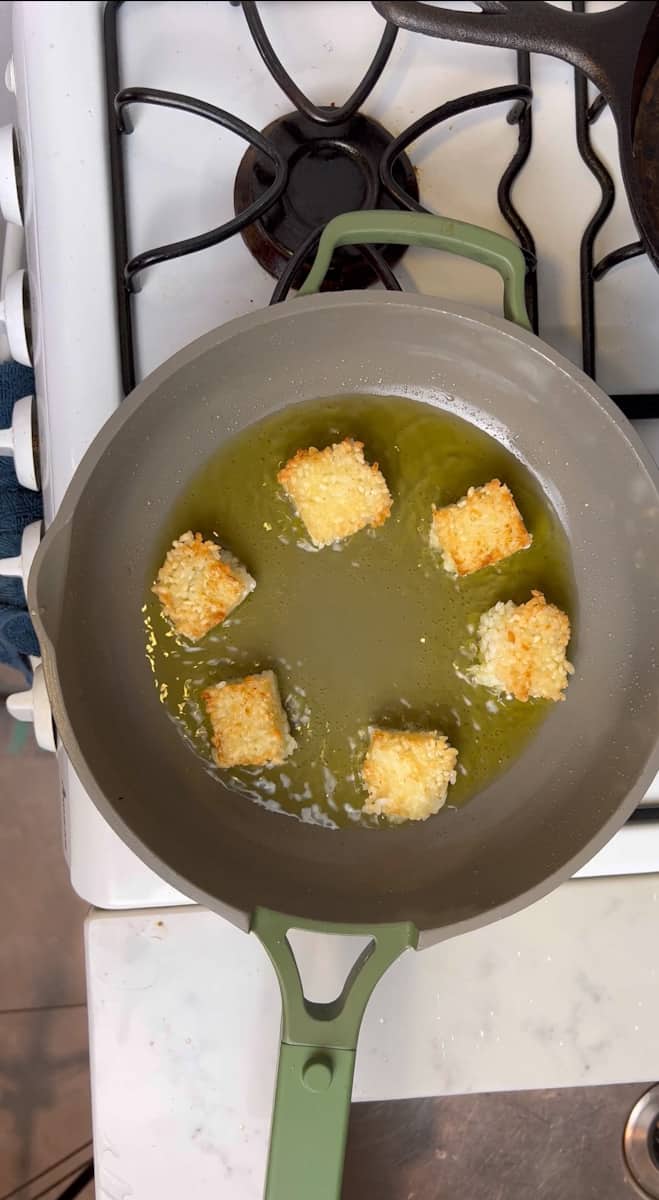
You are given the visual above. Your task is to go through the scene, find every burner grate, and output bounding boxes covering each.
[376,60,537,330]
[103,0,537,390]
[571,1,654,417]
[572,73,657,416]
[114,90,287,291]
[240,0,398,127]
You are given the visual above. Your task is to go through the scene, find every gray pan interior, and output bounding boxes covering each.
[30,293,659,947]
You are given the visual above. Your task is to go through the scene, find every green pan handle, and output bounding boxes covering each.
[298,209,532,331]
[252,908,417,1200]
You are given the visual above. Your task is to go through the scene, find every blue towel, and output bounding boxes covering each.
[0,361,33,426]
[0,364,42,681]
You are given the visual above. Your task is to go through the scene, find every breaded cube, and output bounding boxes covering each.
[361,728,458,823]
[153,531,254,641]
[469,590,573,702]
[430,478,531,576]
[277,437,392,548]
[202,670,296,768]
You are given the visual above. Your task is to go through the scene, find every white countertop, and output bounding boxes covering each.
[86,875,659,1198]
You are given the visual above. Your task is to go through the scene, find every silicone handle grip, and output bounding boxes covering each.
[252,909,417,1200]
[298,209,532,331]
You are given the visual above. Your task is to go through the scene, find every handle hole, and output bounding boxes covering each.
[286,929,373,1005]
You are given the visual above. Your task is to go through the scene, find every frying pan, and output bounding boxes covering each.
[373,0,659,270]
[29,212,659,1199]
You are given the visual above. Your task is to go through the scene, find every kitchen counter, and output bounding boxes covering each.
[86,875,659,1198]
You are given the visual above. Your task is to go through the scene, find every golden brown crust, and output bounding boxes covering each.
[278,437,392,547]
[152,531,254,641]
[202,670,296,768]
[361,728,458,823]
[430,479,531,576]
[469,590,573,702]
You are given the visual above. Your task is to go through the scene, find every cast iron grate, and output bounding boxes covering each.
[571,0,653,420]
[103,0,536,393]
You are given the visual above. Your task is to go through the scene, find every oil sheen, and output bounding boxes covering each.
[144,394,574,828]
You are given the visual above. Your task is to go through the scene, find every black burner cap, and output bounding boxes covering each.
[234,110,419,290]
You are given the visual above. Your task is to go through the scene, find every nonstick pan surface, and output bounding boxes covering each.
[30,289,659,942]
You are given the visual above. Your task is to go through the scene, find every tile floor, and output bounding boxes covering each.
[0,666,93,1200]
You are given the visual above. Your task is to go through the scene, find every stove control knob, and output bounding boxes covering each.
[0,269,31,365]
[0,126,22,225]
[6,661,56,752]
[0,394,38,490]
[0,520,42,596]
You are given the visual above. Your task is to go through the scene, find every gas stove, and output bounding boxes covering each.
[4,0,659,906]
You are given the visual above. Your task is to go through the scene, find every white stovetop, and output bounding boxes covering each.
[12,0,659,906]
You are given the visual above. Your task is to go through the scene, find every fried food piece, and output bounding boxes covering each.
[278,437,392,548]
[469,590,573,702]
[153,531,254,641]
[430,478,531,576]
[202,670,296,768]
[361,728,458,823]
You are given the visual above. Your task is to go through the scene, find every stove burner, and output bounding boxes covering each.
[234,111,419,290]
